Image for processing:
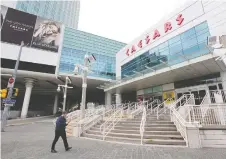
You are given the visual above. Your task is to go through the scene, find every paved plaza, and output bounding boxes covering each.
[1,121,226,159]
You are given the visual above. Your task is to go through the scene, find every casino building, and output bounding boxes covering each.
[104,0,226,105]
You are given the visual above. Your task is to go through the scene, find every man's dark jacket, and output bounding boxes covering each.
[55,116,67,131]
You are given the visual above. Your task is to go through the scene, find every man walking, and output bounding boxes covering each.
[51,111,72,153]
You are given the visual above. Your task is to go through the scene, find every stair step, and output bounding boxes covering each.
[131,118,171,121]
[82,133,141,144]
[82,133,186,146]
[117,123,176,127]
[91,125,177,131]
[89,127,179,134]
[111,129,180,135]
[96,122,175,127]
[144,139,186,146]
[66,132,73,137]
[86,130,183,140]
[119,121,174,124]
[136,116,171,119]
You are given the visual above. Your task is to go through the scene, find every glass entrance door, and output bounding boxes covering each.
[208,83,226,103]
[176,85,208,105]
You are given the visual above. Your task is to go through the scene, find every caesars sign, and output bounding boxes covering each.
[0,5,62,52]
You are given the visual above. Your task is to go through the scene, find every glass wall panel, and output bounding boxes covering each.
[121,21,210,79]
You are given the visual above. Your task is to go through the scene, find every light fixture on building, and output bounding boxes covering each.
[57,86,61,92]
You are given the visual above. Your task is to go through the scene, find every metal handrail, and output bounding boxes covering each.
[185,104,226,126]
[155,98,173,119]
[100,108,123,140]
[78,108,113,137]
[167,94,196,146]
[147,99,161,113]
[140,105,146,145]
[170,106,188,145]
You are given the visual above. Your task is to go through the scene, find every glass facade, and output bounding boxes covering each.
[59,27,126,79]
[16,0,80,28]
[121,21,211,78]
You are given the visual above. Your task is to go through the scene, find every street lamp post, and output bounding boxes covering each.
[80,54,89,119]
[74,54,95,119]
[1,41,24,132]
[57,76,73,111]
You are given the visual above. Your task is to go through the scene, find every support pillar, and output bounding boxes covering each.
[105,92,112,106]
[53,93,59,115]
[21,78,36,119]
[115,93,122,105]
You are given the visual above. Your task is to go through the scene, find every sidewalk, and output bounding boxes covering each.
[6,115,54,126]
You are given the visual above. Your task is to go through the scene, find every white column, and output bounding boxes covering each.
[115,93,122,105]
[220,72,226,90]
[105,92,112,106]
[21,78,36,119]
[53,93,59,114]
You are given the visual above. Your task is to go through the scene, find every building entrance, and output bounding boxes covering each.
[143,92,163,103]
[175,83,224,105]
[176,85,207,105]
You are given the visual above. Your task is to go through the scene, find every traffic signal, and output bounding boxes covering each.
[13,88,19,97]
[0,89,8,98]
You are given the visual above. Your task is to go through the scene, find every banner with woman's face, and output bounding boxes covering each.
[0,5,62,53]
[31,17,61,52]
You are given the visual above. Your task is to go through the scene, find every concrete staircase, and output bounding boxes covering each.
[66,122,74,137]
[66,109,116,137]
[81,112,186,146]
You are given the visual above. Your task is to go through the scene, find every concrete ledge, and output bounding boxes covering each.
[200,126,226,130]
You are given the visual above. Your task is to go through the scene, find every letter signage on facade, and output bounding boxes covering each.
[125,14,184,56]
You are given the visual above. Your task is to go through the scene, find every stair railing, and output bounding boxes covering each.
[156,98,173,119]
[170,105,188,145]
[167,94,196,146]
[146,99,161,113]
[78,108,113,137]
[186,104,226,126]
[139,105,147,145]
[100,107,123,140]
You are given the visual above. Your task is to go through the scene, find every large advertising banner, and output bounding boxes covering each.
[0,5,62,53]
[31,17,61,52]
[1,6,37,46]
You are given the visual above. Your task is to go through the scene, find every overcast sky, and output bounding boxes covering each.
[78,0,188,43]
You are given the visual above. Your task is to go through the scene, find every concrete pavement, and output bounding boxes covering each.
[6,116,54,126]
[1,122,226,159]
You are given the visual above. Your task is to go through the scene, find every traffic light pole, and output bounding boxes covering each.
[1,41,24,132]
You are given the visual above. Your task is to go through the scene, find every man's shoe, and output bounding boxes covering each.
[51,149,57,153]
[66,147,72,151]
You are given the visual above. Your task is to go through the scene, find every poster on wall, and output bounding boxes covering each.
[31,17,61,52]
[1,5,8,29]
[163,91,175,104]
[1,6,37,45]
